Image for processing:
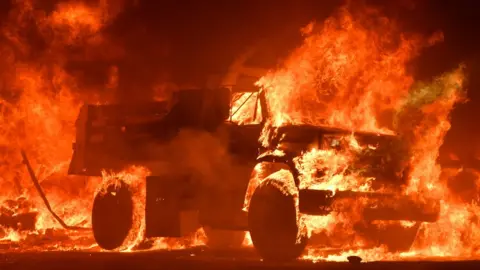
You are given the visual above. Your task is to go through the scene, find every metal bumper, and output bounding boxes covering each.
[298,189,440,222]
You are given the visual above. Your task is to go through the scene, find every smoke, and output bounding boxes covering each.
[139,128,252,191]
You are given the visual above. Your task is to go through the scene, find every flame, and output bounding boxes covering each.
[250,2,479,261]
[97,166,148,250]
[256,7,442,134]
[0,0,479,262]
[0,1,142,251]
[294,137,374,192]
[229,92,263,124]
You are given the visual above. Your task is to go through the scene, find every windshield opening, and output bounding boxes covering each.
[229,92,263,125]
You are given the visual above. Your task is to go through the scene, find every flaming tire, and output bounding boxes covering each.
[92,180,133,250]
[248,172,307,261]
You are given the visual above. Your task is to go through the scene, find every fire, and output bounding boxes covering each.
[230,91,263,124]
[97,166,207,251]
[97,166,149,250]
[403,68,466,197]
[251,2,478,262]
[294,136,374,192]
[50,2,103,43]
[0,0,126,250]
[256,6,429,133]
[0,0,479,263]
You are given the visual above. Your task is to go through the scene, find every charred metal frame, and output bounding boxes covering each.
[254,125,440,223]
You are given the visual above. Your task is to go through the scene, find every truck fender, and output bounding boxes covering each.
[256,149,287,163]
[242,161,292,212]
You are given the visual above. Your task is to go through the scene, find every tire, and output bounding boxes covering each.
[248,172,307,261]
[92,180,133,250]
[204,227,246,249]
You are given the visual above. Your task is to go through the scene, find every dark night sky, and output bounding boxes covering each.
[1,0,480,156]
[105,0,480,77]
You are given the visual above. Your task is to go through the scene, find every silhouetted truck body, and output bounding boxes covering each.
[68,86,441,260]
[68,87,264,250]
[67,41,442,259]
[69,88,236,175]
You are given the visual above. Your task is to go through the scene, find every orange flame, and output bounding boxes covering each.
[256,7,442,134]
[0,0,126,250]
[1,0,479,261]
[252,3,477,261]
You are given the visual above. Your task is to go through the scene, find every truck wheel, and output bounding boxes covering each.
[204,227,246,249]
[92,180,133,250]
[248,173,307,261]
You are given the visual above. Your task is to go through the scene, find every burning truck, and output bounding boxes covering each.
[0,0,475,261]
[51,27,460,259]
[10,25,464,258]
[64,81,441,261]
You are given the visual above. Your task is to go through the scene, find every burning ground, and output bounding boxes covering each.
[0,0,479,262]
